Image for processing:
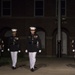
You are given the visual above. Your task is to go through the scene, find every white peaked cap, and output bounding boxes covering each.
[30,27,36,30]
[11,29,17,32]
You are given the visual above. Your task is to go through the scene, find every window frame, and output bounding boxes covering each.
[1,0,12,17]
[34,0,44,17]
[56,0,66,17]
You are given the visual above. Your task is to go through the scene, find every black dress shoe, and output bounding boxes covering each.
[34,66,37,68]
[30,68,34,72]
[12,66,16,70]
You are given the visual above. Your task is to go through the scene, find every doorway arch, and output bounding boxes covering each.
[37,31,45,49]
[52,28,70,57]
[56,31,67,55]
[36,27,46,54]
[0,27,12,56]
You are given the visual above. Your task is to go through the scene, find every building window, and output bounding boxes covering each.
[1,0,12,17]
[34,0,44,17]
[56,0,66,17]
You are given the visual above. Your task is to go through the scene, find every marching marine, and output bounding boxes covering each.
[25,27,42,72]
[8,29,20,69]
[0,38,4,58]
[72,40,75,61]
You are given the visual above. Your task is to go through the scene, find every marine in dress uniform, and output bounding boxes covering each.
[72,40,75,59]
[0,38,4,59]
[25,27,42,72]
[8,29,20,69]
[0,38,4,67]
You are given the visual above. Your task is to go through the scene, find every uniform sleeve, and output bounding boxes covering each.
[0,39,4,52]
[26,36,29,50]
[8,37,11,48]
[17,38,20,50]
[1,40,4,50]
[72,40,75,49]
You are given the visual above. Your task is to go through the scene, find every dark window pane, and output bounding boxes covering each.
[3,1,10,8]
[56,0,66,16]
[35,9,43,16]
[61,1,65,8]
[3,9,10,15]
[61,9,65,15]
[56,9,65,16]
[35,1,43,8]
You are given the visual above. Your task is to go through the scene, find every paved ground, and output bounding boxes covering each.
[0,57,75,75]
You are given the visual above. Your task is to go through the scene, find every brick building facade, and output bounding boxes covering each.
[0,0,75,57]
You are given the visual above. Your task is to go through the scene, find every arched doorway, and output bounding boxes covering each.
[56,31,67,55]
[36,27,46,55]
[52,28,70,57]
[4,30,12,37]
[37,31,45,49]
[0,27,11,56]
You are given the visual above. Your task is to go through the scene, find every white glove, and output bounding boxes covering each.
[1,50,4,52]
[73,49,75,52]
[18,50,21,53]
[8,48,10,51]
[25,50,28,53]
[72,40,74,43]
[39,50,41,53]
[16,37,19,40]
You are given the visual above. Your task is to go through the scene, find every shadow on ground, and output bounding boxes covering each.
[66,64,75,68]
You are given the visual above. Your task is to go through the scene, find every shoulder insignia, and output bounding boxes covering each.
[16,37,19,40]
[34,35,38,38]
